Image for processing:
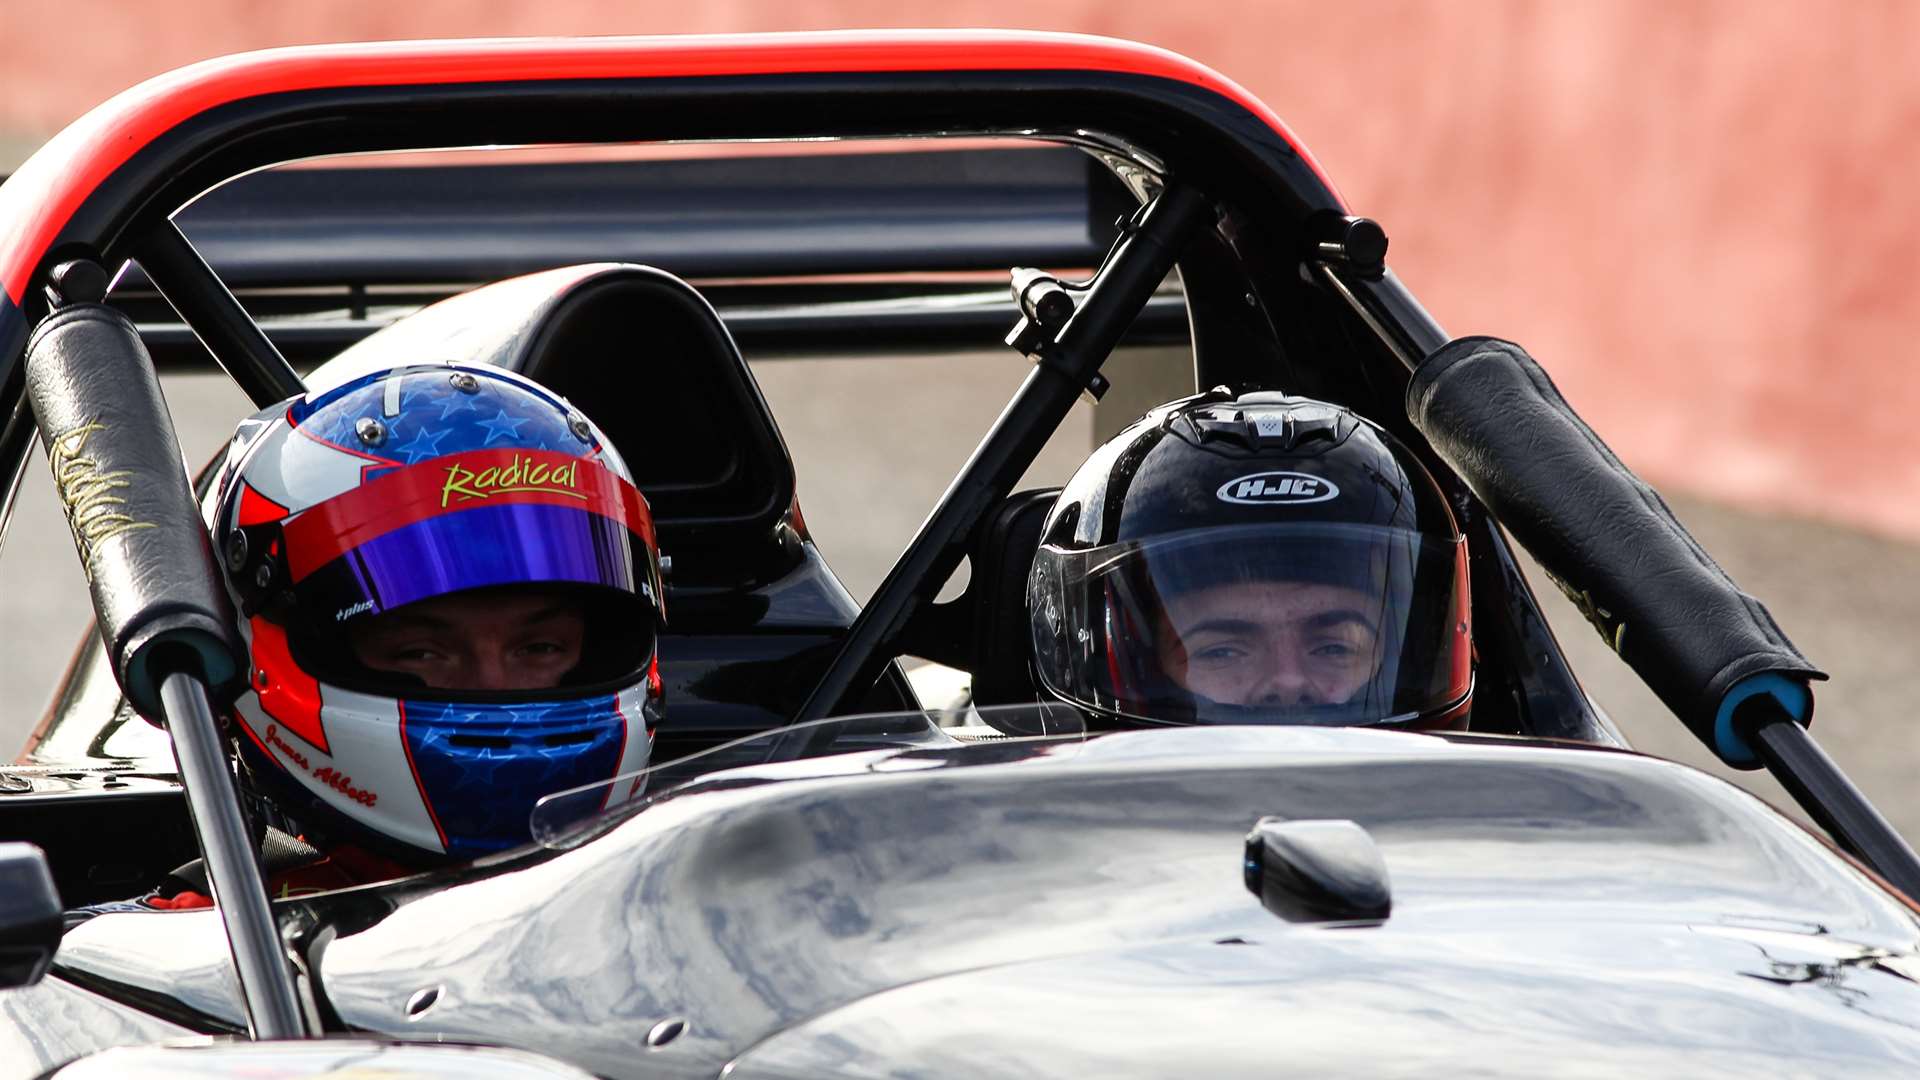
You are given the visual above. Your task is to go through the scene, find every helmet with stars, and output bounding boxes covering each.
[207,362,665,862]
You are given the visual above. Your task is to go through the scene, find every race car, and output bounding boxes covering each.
[1,30,1918,1078]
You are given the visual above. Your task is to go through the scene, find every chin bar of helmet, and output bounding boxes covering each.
[24,297,307,1039]
[1313,232,1920,895]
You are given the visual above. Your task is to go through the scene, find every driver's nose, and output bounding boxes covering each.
[466,651,517,692]
[1248,647,1316,706]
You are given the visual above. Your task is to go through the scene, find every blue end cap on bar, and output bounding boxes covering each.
[124,628,245,720]
[1715,673,1812,767]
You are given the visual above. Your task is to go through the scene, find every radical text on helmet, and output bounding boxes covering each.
[440,454,587,508]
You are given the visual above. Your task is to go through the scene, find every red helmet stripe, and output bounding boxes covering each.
[281,449,656,582]
[235,482,290,528]
[247,616,330,755]
[395,700,449,853]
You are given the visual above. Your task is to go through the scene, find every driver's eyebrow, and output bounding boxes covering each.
[359,611,454,634]
[518,604,585,626]
[359,602,582,636]
[1178,617,1262,639]
[1304,609,1379,636]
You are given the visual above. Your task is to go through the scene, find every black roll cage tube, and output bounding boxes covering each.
[791,182,1212,727]
[130,221,304,407]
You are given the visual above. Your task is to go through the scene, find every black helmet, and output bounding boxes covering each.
[1028,390,1471,729]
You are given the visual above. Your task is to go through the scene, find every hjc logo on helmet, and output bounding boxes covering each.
[1215,471,1340,506]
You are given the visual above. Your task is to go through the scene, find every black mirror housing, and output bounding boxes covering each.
[0,843,63,989]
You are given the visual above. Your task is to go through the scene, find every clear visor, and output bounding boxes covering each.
[1030,523,1469,727]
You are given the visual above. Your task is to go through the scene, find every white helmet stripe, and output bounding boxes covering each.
[234,685,447,855]
[245,421,386,514]
[604,685,656,810]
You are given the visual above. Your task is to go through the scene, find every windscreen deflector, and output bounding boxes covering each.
[530,703,1086,847]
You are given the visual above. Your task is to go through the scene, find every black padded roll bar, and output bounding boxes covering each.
[25,305,246,714]
[1403,335,1920,895]
[1314,227,1920,893]
[23,301,305,1038]
[1405,336,1824,765]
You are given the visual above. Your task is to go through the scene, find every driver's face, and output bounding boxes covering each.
[348,587,587,691]
[1158,581,1384,707]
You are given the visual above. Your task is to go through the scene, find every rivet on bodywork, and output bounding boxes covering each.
[449,372,481,394]
[355,417,387,446]
[646,1018,687,1048]
[405,985,441,1018]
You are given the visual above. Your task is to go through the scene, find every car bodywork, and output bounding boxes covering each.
[0,30,1915,1079]
[29,726,1920,1077]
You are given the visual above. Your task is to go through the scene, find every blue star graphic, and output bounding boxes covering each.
[399,381,434,410]
[459,747,508,786]
[477,409,531,445]
[439,392,482,421]
[393,426,449,464]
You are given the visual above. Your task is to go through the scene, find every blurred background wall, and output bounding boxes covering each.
[1,2,1916,830]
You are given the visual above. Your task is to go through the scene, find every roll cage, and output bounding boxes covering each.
[0,31,1603,747]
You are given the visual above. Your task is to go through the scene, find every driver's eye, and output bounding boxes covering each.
[386,646,447,665]
[1191,643,1250,664]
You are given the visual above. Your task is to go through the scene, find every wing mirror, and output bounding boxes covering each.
[1243,818,1391,924]
[0,843,63,989]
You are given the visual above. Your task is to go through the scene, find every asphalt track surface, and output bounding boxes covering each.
[4,354,1914,844]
